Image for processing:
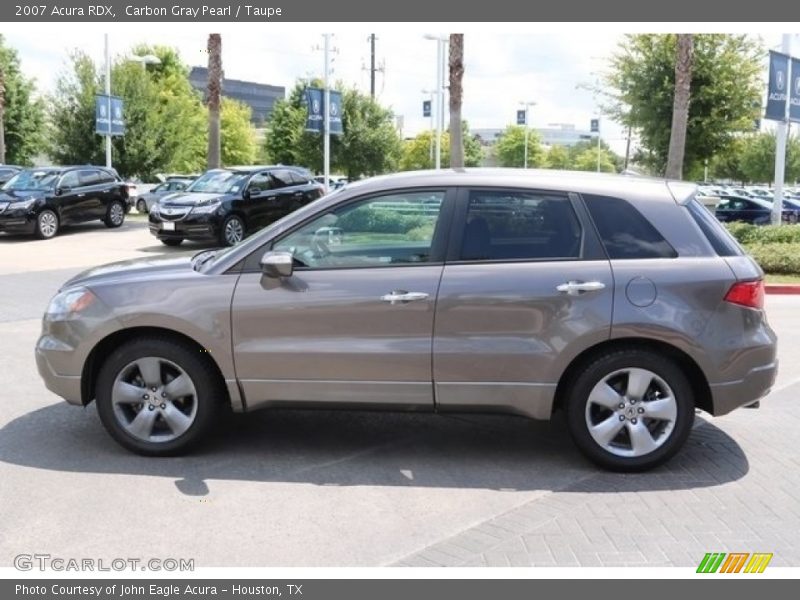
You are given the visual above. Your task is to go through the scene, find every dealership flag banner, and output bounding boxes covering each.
[423,100,431,118]
[790,57,800,123]
[95,95,125,136]
[328,90,343,135]
[305,88,343,135]
[765,50,790,121]
[516,109,526,125]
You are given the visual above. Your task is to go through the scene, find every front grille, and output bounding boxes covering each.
[158,206,191,221]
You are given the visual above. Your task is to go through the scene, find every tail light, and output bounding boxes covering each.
[724,280,764,310]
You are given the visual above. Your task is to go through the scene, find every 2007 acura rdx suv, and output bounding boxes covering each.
[148,165,323,247]
[36,170,777,471]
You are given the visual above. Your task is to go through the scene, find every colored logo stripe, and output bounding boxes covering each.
[697,552,773,573]
[744,553,773,573]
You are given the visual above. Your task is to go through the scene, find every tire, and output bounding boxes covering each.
[34,209,59,240]
[160,238,183,247]
[219,214,245,246]
[95,337,225,456]
[104,200,126,228]
[137,199,148,214]
[564,348,694,472]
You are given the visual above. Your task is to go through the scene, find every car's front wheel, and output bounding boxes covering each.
[565,348,694,472]
[220,214,245,246]
[95,337,224,456]
[104,200,126,228]
[34,209,59,239]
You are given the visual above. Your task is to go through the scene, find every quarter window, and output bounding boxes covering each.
[273,191,445,269]
[458,190,582,261]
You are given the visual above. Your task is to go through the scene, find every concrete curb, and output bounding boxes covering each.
[765,284,800,295]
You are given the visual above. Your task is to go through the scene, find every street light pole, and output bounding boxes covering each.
[596,118,601,173]
[104,33,111,169]
[422,89,435,167]
[520,101,536,168]
[773,33,792,225]
[425,34,448,170]
[323,33,331,192]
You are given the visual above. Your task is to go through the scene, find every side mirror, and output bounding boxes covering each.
[260,251,294,278]
[56,186,70,196]
[242,188,251,200]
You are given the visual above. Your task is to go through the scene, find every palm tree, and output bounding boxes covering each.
[665,34,694,179]
[207,34,222,169]
[448,34,464,168]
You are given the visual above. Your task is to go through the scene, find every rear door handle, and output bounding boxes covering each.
[380,290,430,304]
[77,193,85,197]
[556,281,606,295]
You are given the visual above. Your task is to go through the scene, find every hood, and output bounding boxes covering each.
[62,254,195,290]
[160,191,227,206]
[0,190,46,202]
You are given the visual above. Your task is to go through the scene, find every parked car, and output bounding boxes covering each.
[0,166,129,239]
[36,169,777,471]
[714,194,799,225]
[0,165,22,186]
[148,166,324,247]
[136,178,193,213]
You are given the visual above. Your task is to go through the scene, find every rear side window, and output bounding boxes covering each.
[270,169,294,188]
[95,170,116,184]
[584,194,677,259]
[686,197,743,257]
[77,170,99,186]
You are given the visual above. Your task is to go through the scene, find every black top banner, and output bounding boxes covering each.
[2,0,799,21]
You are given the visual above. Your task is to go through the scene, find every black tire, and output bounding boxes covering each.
[95,337,226,456]
[219,214,245,247]
[160,238,183,247]
[34,209,59,240]
[564,348,694,472]
[104,200,126,228]
[137,199,148,214]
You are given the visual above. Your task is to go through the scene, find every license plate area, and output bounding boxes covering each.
[161,221,176,231]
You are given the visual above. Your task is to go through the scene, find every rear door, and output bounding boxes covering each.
[73,169,105,220]
[432,187,613,419]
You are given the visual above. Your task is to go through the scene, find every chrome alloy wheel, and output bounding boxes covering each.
[224,218,244,245]
[38,211,58,237]
[109,202,125,225]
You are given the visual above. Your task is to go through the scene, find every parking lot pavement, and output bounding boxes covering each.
[1,226,799,567]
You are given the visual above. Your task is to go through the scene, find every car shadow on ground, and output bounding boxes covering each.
[0,220,142,241]
[136,241,220,254]
[0,403,748,496]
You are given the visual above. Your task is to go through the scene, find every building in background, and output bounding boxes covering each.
[189,67,285,126]
[472,124,594,148]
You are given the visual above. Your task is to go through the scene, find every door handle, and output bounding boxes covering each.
[556,280,606,295]
[293,192,304,197]
[380,290,430,304]
[77,193,85,197]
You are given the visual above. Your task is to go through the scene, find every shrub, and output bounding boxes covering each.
[725,222,800,245]
[746,243,800,274]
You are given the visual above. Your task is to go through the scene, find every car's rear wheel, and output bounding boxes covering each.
[137,199,148,214]
[95,337,224,456]
[34,209,59,239]
[564,348,694,472]
[104,200,126,228]
[220,215,245,246]
[160,238,183,247]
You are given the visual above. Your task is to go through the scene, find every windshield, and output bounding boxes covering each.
[186,170,249,195]
[3,170,60,192]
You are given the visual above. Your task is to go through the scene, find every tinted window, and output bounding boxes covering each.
[171,181,187,191]
[273,191,445,269]
[458,190,581,261]
[687,198,743,257]
[95,170,115,184]
[59,171,80,189]
[77,170,99,186]
[248,173,272,193]
[584,194,677,259]
[288,171,308,186]
[270,170,294,188]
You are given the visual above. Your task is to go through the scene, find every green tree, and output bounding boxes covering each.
[495,125,544,168]
[220,98,257,166]
[0,34,46,165]
[708,136,748,184]
[398,123,482,171]
[572,147,617,173]
[338,88,401,179]
[603,34,763,176]
[545,145,570,169]
[739,132,800,184]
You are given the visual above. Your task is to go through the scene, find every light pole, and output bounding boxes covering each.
[773,33,792,225]
[422,89,435,167]
[424,34,448,169]
[323,33,331,192]
[595,117,601,173]
[128,54,161,71]
[104,34,111,168]
[519,100,536,168]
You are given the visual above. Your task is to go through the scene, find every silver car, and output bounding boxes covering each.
[135,179,193,213]
[35,170,777,471]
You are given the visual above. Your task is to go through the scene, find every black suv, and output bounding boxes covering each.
[148,166,324,246]
[0,166,129,239]
[0,165,22,186]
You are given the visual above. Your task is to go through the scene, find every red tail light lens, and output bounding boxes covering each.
[724,280,764,310]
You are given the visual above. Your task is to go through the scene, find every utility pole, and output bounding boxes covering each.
[596,118,601,172]
[0,62,6,165]
[773,33,792,225]
[104,33,112,168]
[323,33,331,192]
[520,101,536,168]
[369,34,376,98]
[624,123,632,170]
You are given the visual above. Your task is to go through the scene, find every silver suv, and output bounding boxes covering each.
[35,170,777,471]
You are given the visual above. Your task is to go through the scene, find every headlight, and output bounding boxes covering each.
[45,287,97,320]
[191,200,222,214]
[150,203,160,216]
[9,198,37,210]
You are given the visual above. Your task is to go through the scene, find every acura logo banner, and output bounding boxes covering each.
[304,88,344,135]
[765,50,790,122]
[790,57,800,123]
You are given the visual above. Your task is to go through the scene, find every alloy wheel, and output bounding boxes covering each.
[224,218,244,245]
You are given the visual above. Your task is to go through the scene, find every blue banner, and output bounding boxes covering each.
[790,57,800,123]
[95,95,125,136]
[590,118,599,133]
[423,100,431,118]
[328,90,343,136]
[765,51,790,122]
[516,109,526,125]
[305,88,343,135]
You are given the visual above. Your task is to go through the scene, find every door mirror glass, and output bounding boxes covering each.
[260,251,294,278]
[56,186,70,196]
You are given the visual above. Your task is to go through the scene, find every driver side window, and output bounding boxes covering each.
[59,172,80,190]
[272,191,445,269]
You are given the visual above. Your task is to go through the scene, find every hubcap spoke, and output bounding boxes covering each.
[625,368,653,401]
[644,397,677,421]
[164,374,193,399]
[127,408,158,439]
[135,357,162,388]
[590,414,625,446]
[161,403,193,436]
[628,421,659,455]
[588,382,623,410]
[113,381,146,405]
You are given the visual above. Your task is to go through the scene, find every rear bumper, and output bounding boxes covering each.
[709,360,778,416]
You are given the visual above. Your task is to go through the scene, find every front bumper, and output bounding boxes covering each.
[148,212,222,241]
[35,339,83,405]
[0,210,36,234]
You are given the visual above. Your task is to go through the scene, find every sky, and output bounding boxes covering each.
[2,25,792,156]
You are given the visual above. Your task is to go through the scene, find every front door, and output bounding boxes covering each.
[231,188,453,411]
[433,188,614,419]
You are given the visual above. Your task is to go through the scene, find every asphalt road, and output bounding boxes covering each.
[1,218,799,568]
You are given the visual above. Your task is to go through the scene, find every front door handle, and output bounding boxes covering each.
[380,290,430,304]
[556,280,606,295]
[77,193,85,197]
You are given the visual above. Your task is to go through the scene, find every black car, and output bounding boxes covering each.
[148,166,324,246]
[714,194,800,225]
[0,166,129,239]
[0,165,22,186]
